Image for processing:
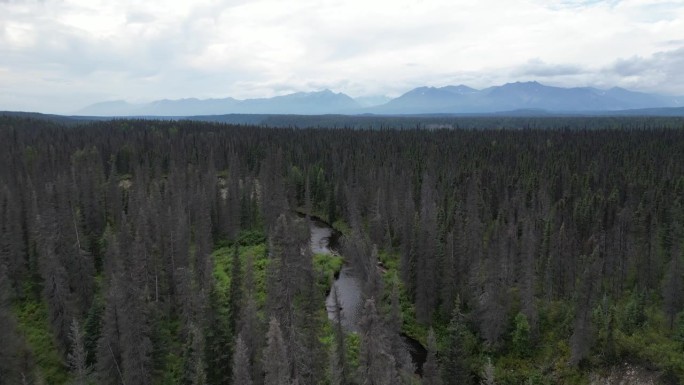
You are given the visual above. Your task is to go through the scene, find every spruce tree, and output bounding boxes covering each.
[264,317,290,385]
[329,287,348,385]
[232,335,253,385]
[422,328,442,385]
[68,318,91,385]
[357,299,397,385]
[443,300,471,385]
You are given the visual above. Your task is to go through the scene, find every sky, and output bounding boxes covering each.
[1,0,684,113]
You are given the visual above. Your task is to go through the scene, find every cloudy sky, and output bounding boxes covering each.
[1,0,684,113]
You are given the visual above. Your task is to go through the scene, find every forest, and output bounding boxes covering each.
[0,115,683,385]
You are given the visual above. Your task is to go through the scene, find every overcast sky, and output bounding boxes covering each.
[2,0,684,113]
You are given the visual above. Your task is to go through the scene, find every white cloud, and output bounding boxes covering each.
[1,0,684,113]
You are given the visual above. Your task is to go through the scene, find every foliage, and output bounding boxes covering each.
[2,116,684,384]
[613,307,684,379]
[512,312,531,358]
[332,220,352,237]
[345,332,361,373]
[313,252,343,286]
[14,300,69,384]
[213,242,269,305]
[676,312,684,346]
[153,318,183,385]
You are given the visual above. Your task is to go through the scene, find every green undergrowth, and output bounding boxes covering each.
[155,317,183,385]
[373,247,684,384]
[377,249,428,345]
[612,309,684,380]
[13,299,69,384]
[213,227,361,385]
[346,332,361,372]
[314,252,343,287]
[212,229,684,384]
[213,240,269,306]
[476,301,684,385]
[332,220,352,236]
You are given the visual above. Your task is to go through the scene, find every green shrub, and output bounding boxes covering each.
[512,312,531,357]
[14,300,69,384]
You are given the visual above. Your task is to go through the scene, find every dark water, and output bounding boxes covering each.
[401,333,428,375]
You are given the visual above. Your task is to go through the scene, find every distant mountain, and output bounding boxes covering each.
[78,100,139,116]
[369,82,684,114]
[440,85,479,95]
[354,95,392,108]
[376,86,471,113]
[78,90,360,116]
[78,82,684,116]
[241,90,359,114]
[136,97,240,116]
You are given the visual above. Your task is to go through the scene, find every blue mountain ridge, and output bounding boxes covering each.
[78,82,684,116]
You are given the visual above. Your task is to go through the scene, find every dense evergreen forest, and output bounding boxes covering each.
[1,116,683,385]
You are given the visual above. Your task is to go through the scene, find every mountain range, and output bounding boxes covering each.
[78,82,684,116]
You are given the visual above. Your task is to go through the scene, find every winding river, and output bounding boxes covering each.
[310,220,363,332]
[306,216,427,373]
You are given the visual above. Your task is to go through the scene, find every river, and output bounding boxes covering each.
[306,216,427,373]
[311,220,363,332]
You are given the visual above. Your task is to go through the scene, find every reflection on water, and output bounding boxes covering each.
[309,219,363,332]
[326,265,362,332]
[310,224,332,255]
